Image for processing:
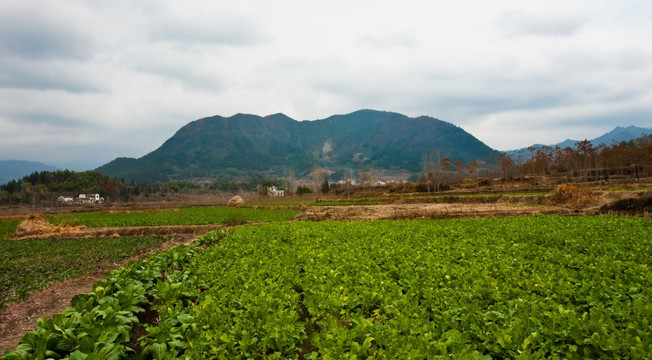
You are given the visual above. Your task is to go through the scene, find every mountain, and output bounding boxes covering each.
[591,126,652,145]
[96,109,499,183]
[0,160,58,185]
[506,125,652,159]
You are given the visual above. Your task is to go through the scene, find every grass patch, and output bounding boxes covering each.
[48,206,300,227]
[0,218,22,241]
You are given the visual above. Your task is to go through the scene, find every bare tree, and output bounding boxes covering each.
[465,160,481,189]
[454,159,464,183]
[283,168,296,195]
[441,157,452,187]
[421,152,434,193]
[421,149,445,192]
[358,162,376,188]
[309,166,330,200]
[342,169,354,198]
[497,153,515,188]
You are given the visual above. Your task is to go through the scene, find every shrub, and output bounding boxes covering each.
[296,185,313,195]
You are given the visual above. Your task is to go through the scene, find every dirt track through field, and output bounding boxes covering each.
[0,233,200,354]
[0,274,106,353]
[10,223,227,240]
[295,202,575,221]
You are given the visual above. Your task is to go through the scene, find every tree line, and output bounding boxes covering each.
[419,134,652,191]
[2,135,649,204]
[0,170,183,205]
[506,135,652,186]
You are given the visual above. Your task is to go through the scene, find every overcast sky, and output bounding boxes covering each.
[1,0,651,170]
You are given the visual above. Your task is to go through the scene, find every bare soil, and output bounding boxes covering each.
[10,223,227,241]
[0,273,107,353]
[295,202,574,221]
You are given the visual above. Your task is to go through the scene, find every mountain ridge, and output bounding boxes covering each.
[506,125,652,159]
[96,109,499,183]
[0,160,58,185]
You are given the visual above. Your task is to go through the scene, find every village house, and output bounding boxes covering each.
[57,193,104,205]
[57,196,74,203]
[267,186,285,196]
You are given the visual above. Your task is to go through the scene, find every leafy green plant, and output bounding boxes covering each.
[142,217,652,358]
[1,230,216,359]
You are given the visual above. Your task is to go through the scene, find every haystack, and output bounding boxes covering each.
[548,184,595,208]
[227,195,245,207]
[13,214,55,237]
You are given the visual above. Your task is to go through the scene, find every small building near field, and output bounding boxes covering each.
[58,193,104,205]
[267,186,285,196]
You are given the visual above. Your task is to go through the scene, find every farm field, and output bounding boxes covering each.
[2,207,301,242]
[3,215,651,359]
[0,236,170,311]
[0,205,305,353]
[47,206,301,227]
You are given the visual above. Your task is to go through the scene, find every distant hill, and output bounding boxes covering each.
[97,109,499,183]
[0,160,58,185]
[506,125,652,160]
[591,126,652,145]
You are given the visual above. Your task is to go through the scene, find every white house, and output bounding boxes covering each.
[58,193,104,204]
[267,186,285,196]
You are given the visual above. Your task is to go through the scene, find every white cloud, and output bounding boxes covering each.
[496,10,589,37]
[0,0,650,170]
[0,3,94,60]
[357,31,420,50]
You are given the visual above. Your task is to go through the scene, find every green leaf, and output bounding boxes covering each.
[68,350,88,360]
[143,343,168,360]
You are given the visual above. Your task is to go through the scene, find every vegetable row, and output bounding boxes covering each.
[3,216,651,359]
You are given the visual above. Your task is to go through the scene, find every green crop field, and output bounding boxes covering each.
[0,236,170,311]
[4,216,651,359]
[48,206,300,227]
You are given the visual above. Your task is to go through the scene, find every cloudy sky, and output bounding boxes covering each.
[1,0,651,170]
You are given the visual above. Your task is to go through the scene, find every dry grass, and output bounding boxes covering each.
[11,214,226,240]
[294,203,555,222]
[12,214,85,239]
[226,195,245,207]
[548,184,595,208]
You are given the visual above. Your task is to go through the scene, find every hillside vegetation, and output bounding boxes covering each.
[96,110,498,183]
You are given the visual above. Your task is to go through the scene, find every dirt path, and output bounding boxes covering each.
[295,202,575,221]
[0,274,106,353]
[11,223,228,240]
[0,233,200,354]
